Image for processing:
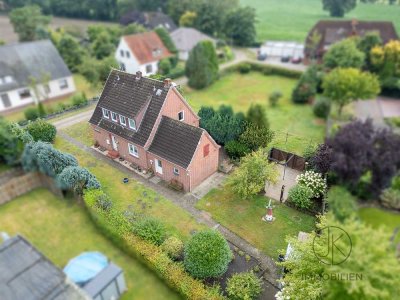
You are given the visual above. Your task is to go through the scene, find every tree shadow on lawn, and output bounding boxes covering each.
[205,242,279,300]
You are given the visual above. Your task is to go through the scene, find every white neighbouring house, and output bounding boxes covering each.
[115,31,172,76]
[0,40,76,114]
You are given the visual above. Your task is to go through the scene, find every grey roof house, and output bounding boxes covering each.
[171,27,216,61]
[120,11,177,32]
[0,235,89,300]
[0,40,76,114]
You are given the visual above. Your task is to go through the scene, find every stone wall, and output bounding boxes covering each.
[0,170,62,205]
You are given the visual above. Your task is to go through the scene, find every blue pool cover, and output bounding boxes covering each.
[63,252,108,285]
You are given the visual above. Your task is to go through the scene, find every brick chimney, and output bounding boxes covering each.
[163,78,172,89]
[136,71,142,80]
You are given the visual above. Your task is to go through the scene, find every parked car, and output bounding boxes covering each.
[291,57,303,64]
[257,52,267,61]
[280,56,291,63]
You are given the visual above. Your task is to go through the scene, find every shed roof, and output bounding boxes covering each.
[83,263,123,298]
[0,40,71,93]
[0,235,88,300]
[123,32,172,64]
[148,116,203,169]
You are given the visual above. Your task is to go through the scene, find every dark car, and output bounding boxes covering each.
[291,57,303,64]
[280,56,291,63]
[257,53,267,61]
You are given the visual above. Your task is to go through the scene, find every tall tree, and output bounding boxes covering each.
[185,41,218,89]
[224,6,256,46]
[246,104,269,129]
[322,68,380,115]
[57,34,86,72]
[92,31,115,59]
[322,0,357,17]
[323,38,365,69]
[9,5,51,41]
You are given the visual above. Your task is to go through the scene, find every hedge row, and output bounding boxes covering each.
[83,190,224,300]
[221,61,303,79]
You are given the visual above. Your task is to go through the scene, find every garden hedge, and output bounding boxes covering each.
[83,189,224,300]
[222,61,303,79]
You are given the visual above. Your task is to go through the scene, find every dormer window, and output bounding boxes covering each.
[128,118,136,130]
[178,111,184,121]
[152,48,162,57]
[102,108,110,119]
[111,112,118,122]
[119,115,126,126]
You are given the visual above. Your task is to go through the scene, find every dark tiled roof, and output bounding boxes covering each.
[0,40,72,93]
[0,235,88,300]
[89,70,169,146]
[120,11,177,32]
[123,32,172,64]
[305,20,399,56]
[148,116,203,169]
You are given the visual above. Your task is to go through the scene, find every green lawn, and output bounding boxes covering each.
[196,187,316,257]
[184,72,325,154]
[241,0,400,42]
[54,136,205,241]
[0,188,181,300]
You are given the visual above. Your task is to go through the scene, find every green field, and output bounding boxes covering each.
[0,189,180,300]
[196,187,315,257]
[184,72,325,154]
[241,0,400,42]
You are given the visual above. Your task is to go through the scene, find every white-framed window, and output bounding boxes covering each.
[102,108,110,119]
[18,88,31,99]
[146,64,153,73]
[126,51,130,58]
[128,143,139,157]
[173,167,179,176]
[111,112,118,122]
[120,49,124,57]
[119,115,126,126]
[4,76,13,83]
[59,79,68,89]
[128,118,136,130]
[178,111,184,121]
[120,62,126,71]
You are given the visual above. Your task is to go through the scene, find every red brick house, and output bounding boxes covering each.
[89,70,220,192]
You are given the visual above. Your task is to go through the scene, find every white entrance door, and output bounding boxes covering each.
[111,135,118,150]
[155,159,163,174]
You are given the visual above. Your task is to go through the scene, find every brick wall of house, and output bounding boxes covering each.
[161,88,199,127]
[188,133,219,190]
[147,152,191,191]
[92,124,148,170]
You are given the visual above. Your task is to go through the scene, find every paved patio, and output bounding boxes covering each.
[354,97,400,128]
[265,164,301,202]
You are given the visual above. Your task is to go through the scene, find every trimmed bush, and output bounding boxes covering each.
[313,97,331,119]
[226,272,263,300]
[238,63,251,74]
[0,117,23,165]
[269,90,283,107]
[57,166,101,194]
[162,236,184,260]
[132,217,167,246]
[24,107,40,121]
[72,93,88,107]
[288,184,313,209]
[184,230,232,278]
[328,186,357,222]
[158,58,172,75]
[225,140,250,159]
[26,119,57,143]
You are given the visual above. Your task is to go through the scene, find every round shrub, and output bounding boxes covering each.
[292,82,315,104]
[226,272,263,300]
[238,63,251,74]
[24,107,40,121]
[132,217,167,246]
[288,184,313,209]
[26,119,57,143]
[162,236,184,260]
[268,90,283,107]
[184,230,232,278]
[225,140,250,159]
[158,58,172,75]
[313,97,331,119]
